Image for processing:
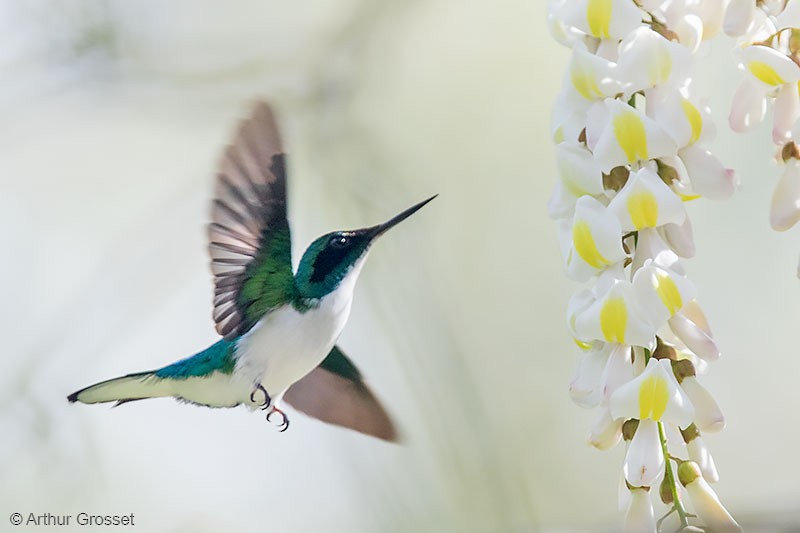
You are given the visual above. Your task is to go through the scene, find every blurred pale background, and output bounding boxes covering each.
[1,1,798,532]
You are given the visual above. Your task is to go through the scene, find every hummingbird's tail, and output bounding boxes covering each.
[67,340,241,408]
[67,372,175,406]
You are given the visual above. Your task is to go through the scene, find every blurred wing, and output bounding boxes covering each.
[284,346,398,442]
[209,102,295,340]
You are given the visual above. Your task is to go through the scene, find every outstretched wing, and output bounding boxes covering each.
[209,102,296,340]
[284,346,398,442]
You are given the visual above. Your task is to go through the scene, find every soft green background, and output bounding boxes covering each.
[1,1,798,531]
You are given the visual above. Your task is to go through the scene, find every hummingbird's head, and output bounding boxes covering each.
[295,195,436,300]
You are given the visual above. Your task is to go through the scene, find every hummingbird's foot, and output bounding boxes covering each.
[249,383,272,410]
[266,406,290,432]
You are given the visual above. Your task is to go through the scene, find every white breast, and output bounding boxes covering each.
[233,258,365,402]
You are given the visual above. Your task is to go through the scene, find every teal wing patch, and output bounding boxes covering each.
[209,102,296,339]
[284,345,398,441]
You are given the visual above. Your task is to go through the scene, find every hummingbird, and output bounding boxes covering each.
[67,102,435,441]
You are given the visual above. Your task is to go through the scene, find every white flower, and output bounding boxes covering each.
[617,26,691,93]
[610,359,694,486]
[632,262,696,327]
[607,165,686,232]
[548,142,605,219]
[673,359,725,433]
[770,159,800,231]
[610,359,694,427]
[678,462,743,532]
[730,46,800,132]
[587,99,678,172]
[686,434,720,483]
[573,278,657,347]
[563,196,627,281]
[589,407,624,450]
[623,486,656,533]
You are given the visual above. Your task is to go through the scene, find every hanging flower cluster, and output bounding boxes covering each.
[546,1,741,531]
[725,1,800,275]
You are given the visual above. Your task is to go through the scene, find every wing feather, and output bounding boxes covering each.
[208,102,295,340]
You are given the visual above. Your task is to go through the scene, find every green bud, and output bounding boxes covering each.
[659,475,674,504]
[653,337,677,361]
[671,359,696,384]
[603,165,630,192]
[656,159,680,185]
[677,461,702,487]
[622,419,639,442]
[680,423,700,443]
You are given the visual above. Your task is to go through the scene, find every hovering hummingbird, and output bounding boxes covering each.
[68,102,435,441]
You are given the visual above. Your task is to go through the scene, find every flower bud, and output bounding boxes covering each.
[679,462,742,532]
[624,486,656,533]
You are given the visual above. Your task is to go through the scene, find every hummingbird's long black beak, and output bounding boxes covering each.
[369,194,437,238]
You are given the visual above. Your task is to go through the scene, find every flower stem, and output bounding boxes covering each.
[657,421,690,530]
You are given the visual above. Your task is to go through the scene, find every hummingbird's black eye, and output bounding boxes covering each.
[329,235,349,249]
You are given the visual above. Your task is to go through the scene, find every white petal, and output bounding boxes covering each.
[570,345,611,407]
[729,78,767,132]
[659,216,695,259]
[773,84,800,144]
[567,44,623,101]
[684,477,742,532]
[602,344,635,401]
[776,0,800,30]
[691,0,725,40]
[632,227,683,274]
[556,142,605,197]
[588,407,624,450]
[673,13,703,52]
[724,0,756,36]
[552,90,589,144]
[548,181,577,220]
[608,166,686,231]
[623,419,664,487]
[681,376,725,433]
[624,487,656,533]
[687,436,719,483]
[770,159,800,231]
[567,288,597,341]
[679,145,737,201]
[591,99,678,172]
[669,303,721,362]
[651,88,707,148]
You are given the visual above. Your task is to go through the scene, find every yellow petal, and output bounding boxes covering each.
[748,61,786,86]
[572,69,603,100]
[572,220,610,268]
[587,0,612,38]
[648,44,673,85]
[626,190,659,229]
[638,374,669,420]
[574,338,594,350]
[613,111,648,163]
[680,99,703,145]
[600,296,627,343]
[653,271,682,316]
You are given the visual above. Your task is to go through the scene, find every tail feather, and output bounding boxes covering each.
[67,372,173,405]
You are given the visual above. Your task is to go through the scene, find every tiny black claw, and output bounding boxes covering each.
[267,407,290,432]
[249,383,271,409]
